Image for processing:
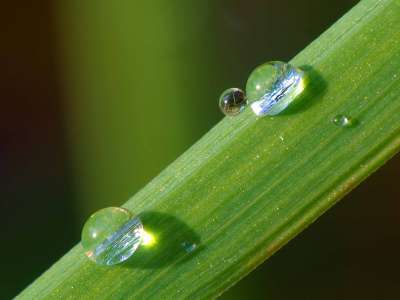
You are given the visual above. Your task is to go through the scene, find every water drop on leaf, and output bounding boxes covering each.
[81,207,143,266]
[246,61,305,116]
[219,88,247,116]
[332,114,354,127]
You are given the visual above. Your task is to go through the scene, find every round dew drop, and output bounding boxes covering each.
[332,114,353,127]
[181,241,197,253]
[219,88,247,116]
[246,61,305,116]
[81,207,143,266]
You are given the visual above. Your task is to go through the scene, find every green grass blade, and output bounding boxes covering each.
[18,0,400,298]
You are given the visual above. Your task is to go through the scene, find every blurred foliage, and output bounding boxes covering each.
[59,1,223,216]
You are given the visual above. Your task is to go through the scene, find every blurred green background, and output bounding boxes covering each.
[1,0,399,299]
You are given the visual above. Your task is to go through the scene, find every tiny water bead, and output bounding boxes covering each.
[181,241,197,253]
[332,114,354,127]
[246,61,305,116]
[81,207,143,266]
[219,88,247,116]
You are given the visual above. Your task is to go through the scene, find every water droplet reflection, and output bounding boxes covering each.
[246,61,305,116]
[219,88,247,116]
[81,207,143,266]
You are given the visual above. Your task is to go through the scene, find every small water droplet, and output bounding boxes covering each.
[332,114,354,127]
[81,207,143,265]
[246,61,305,116]
[181,241,197,253]
[219,88,247,116]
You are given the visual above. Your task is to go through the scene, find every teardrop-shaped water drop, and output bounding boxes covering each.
[246,61,305,116]
[81,207,143,266]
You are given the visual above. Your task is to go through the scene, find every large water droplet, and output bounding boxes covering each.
[332,114,354,127]
[246,61,305,116]
[81,207,143,266]
[219,88,247,116]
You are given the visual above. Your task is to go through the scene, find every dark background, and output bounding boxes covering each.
[1,0,399,299]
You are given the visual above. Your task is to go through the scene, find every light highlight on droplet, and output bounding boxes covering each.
[141,229,156,247]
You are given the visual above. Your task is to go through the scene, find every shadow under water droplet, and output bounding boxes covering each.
[124,211,202,269]
[280,64,327,115]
